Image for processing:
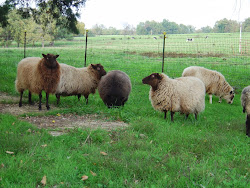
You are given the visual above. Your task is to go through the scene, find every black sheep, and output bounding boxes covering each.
[98,70,132,108]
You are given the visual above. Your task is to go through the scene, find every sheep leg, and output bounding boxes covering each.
[28,91,33,105]
[56,94,60,105]
[171,111,175,122]
[78,94,81,101]
[163,110,167,119]
[38,93,42,110]
[246,115,250,137]
[84,95,89,105]
[243,106,246,113]
[185,114,189,120]
[209,95,212,104]
[218,97,222,103]
[46,92,50,110]
[19,91,23,107]
[195,113,198,120]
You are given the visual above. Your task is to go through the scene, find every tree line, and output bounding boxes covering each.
[1,0,250,47]
[90,18,250,36]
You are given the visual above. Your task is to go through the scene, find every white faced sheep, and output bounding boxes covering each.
[182,66,234,104]
[98,70,132,108]
[241,86,250,137]
[55,63,106,104]
[15,54,60,110]
[142,73,205,121]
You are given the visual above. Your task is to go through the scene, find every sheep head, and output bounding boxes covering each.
[223,88,235,104]
[142,73,162,91]
[42,53,59,69]
[91,64,107,79]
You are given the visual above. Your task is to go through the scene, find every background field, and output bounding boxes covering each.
[0,33,249,187]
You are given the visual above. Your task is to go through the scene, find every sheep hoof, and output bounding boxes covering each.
[19,103,22,107]
[47,106,50,110]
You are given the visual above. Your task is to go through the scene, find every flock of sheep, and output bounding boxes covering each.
[15,53,249,137]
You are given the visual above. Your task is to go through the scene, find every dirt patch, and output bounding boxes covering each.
[125,51,226,58]
[0,92,128,135]
[19,114,128,130]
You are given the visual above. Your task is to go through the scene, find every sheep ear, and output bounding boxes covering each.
[56,55,59,58]
[156,73,162,80]
[42,54,46,58]
[91,64,97,69]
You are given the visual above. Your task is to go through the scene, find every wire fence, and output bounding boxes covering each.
[0,32,249,92]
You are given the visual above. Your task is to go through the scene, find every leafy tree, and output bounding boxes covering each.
[91,24,105,35]
[213,18,239,33]
[242,17,250,32]
[0,0,86,34]
[76,22,85,36]
[200,26,213,33]
[7,9,26,47]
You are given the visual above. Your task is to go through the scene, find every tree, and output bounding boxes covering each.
[242,17,250,32]
[200,26,213,33]
[76,22,85,36]
[0,0,86,34]
[213,18,239,33]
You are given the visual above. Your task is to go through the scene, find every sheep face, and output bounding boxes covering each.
[91,64,107,78]
[42,54,59,69]
[142,73,162,91]
[224,90,235,104]
[104,94,127,108]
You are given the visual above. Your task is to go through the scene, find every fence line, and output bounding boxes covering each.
[0,32,249,91]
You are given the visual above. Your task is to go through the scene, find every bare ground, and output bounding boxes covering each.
[0,92,128,136]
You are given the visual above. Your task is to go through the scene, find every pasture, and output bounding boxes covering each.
[0,33,249,187]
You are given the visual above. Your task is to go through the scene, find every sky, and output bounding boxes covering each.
[80,0,250,29]
[0,0,249,30]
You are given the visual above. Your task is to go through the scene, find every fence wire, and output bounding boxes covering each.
[0,33,249,92]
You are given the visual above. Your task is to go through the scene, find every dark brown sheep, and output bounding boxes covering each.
[15,54,60,110]
[98,70,132,108]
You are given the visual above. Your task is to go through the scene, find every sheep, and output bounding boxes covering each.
[182,66,234,104]
[241,86,250,137]
[142,73,205,121]
[15,53,60,110]
[186,38,193,42]
[55,63,106,104]
[98,70,132,108]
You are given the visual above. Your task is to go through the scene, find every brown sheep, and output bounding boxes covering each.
[15,54,60,110]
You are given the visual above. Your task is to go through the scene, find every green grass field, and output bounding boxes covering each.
[0,33,249,187]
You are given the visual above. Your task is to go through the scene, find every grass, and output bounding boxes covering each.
[0,33,249,187]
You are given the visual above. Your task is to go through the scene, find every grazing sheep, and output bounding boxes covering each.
[98,70,132,108]
[142,73,205,121]
[55,63,106,104]
[241,86,250,137]
[186,38,193,42]
[182,66,234,104]
[15,54,60,110]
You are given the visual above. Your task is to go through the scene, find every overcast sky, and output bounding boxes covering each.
[0,0,249,29]
[80,0,250,29]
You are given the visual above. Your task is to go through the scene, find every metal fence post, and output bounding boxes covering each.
[162,32,166,73]
[84,30,88,67]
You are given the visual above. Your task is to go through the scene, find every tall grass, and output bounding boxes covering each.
[0,34,249,187]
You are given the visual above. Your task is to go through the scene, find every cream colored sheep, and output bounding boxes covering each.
[55,63,106,104]
[142,73,205,121]
[182,66,234,104]
[15,54,60,110]
[241,86,250,137]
